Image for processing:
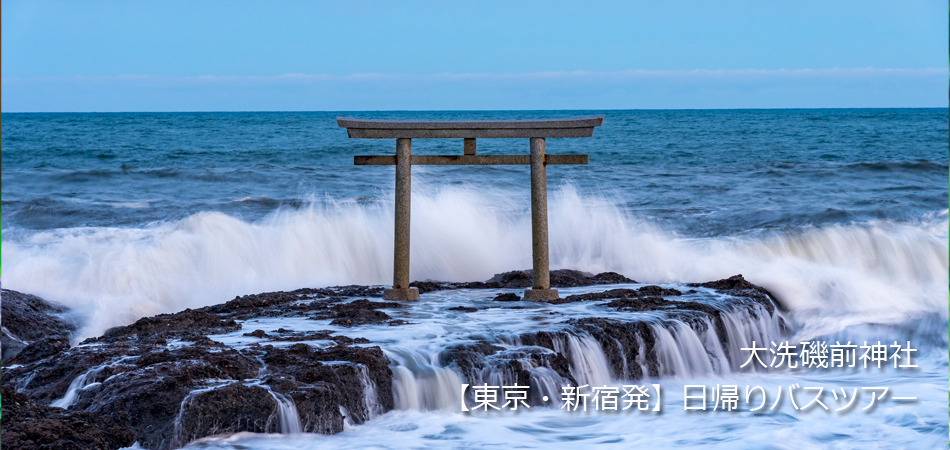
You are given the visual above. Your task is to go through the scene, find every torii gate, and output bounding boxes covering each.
[337,116,604,302]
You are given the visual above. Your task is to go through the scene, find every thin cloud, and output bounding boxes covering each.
[3,67,945,86]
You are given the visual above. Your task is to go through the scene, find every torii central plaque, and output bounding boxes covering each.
[338,115,604,302]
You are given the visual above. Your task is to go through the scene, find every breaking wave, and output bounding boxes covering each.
[2,185,946,340]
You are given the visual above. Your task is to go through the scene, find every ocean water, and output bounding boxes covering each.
[2,109,948,448]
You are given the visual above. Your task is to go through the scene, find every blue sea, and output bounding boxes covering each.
[3,109,946,233]
[2,109,948,449]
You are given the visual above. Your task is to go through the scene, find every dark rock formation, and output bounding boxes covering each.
[2,289,77,362]
[245,329,268,338]
[410,269,637,292]
[1,385,137,450]
[4,336,391,449]
[432,276,782,389]
[438,336,579,406]
[305,299,406,327]
[550,285,683,304]
[407,281,443,294]
[173,383,279,443]
[689,274,782,313]
[7,336,72,366]
[1,274,783,449]
[570,318,659,379]
[329,309,393,327]
[603,296,717,315]
[97,308,242,343]
[587,271,637,285]
[439,341,505,377]
[514,331,580,384]
[487,269,637,288]
[243,328,371,345]
[485,270,535,288]
[3,288,397,449]
[493,293,521,302]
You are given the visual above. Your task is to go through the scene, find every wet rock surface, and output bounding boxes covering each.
[571,318,659,379]
[173,383,280,442]
[439,341,505,377]
[429,274,782,394]
[3,288,398,449]
[1,272,782,449]
[7,336,73,366]
[2,289,77,363]
[1,385,137,450]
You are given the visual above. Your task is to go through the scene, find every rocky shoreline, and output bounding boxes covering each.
[1,271,784,450]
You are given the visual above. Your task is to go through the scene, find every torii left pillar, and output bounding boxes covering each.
[525,137,556,301]
[388,137,419,300]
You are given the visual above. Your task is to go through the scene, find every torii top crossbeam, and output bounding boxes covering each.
[338,115,604,301]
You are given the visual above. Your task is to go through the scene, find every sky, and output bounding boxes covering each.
[2,0,947,111]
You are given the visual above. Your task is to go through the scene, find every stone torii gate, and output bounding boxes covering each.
[337,116,604,302]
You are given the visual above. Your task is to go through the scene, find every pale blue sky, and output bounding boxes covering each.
[2,0,947,111]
